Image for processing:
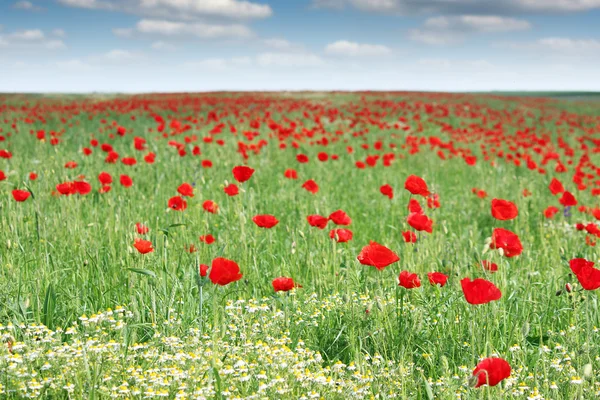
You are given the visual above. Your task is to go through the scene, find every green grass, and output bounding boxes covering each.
[1,92,600,399]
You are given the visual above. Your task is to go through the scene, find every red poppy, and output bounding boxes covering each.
[407,213,433,233]
[569,258,600,290]
[402,231,417,243]
[168,196,187,211]
[398,271,421,289]
[329,229,353,243]
[99,185,111,193]
[272,277,301,292]
[209,257,242,286]
[73,181,91,195]
[404,175,430,197]
[460,278,502,304]
[64,161,78,169]
[199,234,215,244]
[133,239,154,254]
[329,210,351,226]
[491,199,518,220]
[544,206,560,219]
[29,172,37,181]
[0,150,13,159]
[307,215,328,229]
[472,358,511,388]
[480,260,498,272]
[427,194,440,209]
[427,272,448,287]
[199,264,209,277]
[549,178,565,195]
[380,184,393,199]
[98,172,112,185]
[121,157,137,166]
[284,169,298,179]
[12,189,30,202]
[592,209,600,221]
[224,183,239,196]
[490,228,523,257]
[187,244,197,253]
[296,154,309,163]
[559,191,577,207]
[357,241,400,270]
[232,166,255,183]
[253,214,279,228]
[136,223,149,234]
[0,171,6,181]
[120,175,133,188]
[203,200,218,214]
[408,198,423,215]
[56,182,75,195]
[302,179,319,194]
[177,183,194,197]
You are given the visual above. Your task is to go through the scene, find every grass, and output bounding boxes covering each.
[1,92,600,398]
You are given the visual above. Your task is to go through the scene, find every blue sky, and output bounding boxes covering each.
[1,0,599,92]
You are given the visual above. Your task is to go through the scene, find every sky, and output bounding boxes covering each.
[0,0,599,92]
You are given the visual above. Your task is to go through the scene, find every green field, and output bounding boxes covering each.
[1,92,600,399]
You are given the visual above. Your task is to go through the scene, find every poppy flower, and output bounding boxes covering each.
[549,178,565,195]
[136,223,149,234]
[559,191,577,207]
[133,239,154,254]
[357,241,400,271]
[0,171,6,181]
[380,184,393,199]
[490,228,523,257]
[168,196,187,211]
[56,182,75,196]
[427,194,440,209]
[296,154,309,163]
[407,213,433,233]
[544,206,560,219]
[302,179,319,194]
[284,169,298,179]
[272,277,301,292]
[307,215,328,229]
[329,210,351,226]
[177,183,194,197]
[399,271,421,289]
[199,264,209,277]
[224,183,239,196]
[209,257,242,286]
[29,172,37,181]
[329,229,353,243]
[187,244,197,253]
[491,199,518,220]
[0,150,12,159]
[402,231,417,243]
[253,214,279,228]
[12,189,30,202]
[120,175,133,188]
[460,278,502,305]
[232,166,255,183]
[121,157,137,166]
[408,198,423,215]
[404,175,430,197]
[199,234,215,244]
[98,172,112,185]
[569,258,600,290]
[73,181,91,195]
[427,272,448,287]
[480,260,498,272]
[203,200,218,214]
[472,358,511,388]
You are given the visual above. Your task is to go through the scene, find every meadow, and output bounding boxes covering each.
[1,92,600,399]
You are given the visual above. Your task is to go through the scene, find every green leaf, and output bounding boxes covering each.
[42,284,56,329]
[127,268,156,278]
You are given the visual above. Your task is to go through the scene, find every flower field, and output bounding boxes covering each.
[1,92,600,399]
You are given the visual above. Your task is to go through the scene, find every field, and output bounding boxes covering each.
[1,92,600,399]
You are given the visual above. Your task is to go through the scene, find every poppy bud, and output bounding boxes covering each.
[565,283,573,293]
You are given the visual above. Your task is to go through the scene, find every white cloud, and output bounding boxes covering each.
[13,1,45,11]
[502,37,600,54]
[263,38,293,50]
[325,40,391,56]
[410,15,530,45]
[151,41,176,50]
[52,29,67,37]
[0,29,67,50]
[312,0,600,14]
[113,28,134,37]
[102,49,144,61]
[58,0,272,20]
[424,15,531,32]
[256,52,325,67]
[135,19,253,38]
